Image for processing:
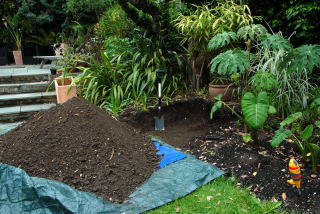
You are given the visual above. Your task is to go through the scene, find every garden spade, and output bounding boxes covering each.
[154,70,166,131]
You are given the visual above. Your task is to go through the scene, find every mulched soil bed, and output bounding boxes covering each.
[0,97,159,203]
[120,97,320,214]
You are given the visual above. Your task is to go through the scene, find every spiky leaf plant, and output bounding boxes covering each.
[209,49,250,75]
[237,24,267,42]
[260,33,292,51]
[208,32,237,51]
[241,92,270,130]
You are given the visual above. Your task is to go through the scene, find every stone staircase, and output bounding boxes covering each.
[0,66,56,134]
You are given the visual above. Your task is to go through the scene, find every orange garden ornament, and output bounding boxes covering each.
[287,158,302,194]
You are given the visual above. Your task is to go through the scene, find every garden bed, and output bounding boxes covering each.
[120,98,320,214]
[0,97,159,203]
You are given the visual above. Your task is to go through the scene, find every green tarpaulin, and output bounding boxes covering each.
[0,139,224,214]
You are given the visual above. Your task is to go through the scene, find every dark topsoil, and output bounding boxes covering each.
[120,97,320,214]
[0,97,159,203]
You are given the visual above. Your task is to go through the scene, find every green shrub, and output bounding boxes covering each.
[208,23,320,117]
[271,112,320,172]
[95,4,135,39]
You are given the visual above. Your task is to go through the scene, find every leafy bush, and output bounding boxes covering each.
[208,23,320,117]
[104,36,134,59]
[248,0,320,45]
[249,71,278,92]
[65,0,115,21]
[254,37,320,117]
[74,38,186,115]
[175,1,254,89]
[271,112,320,172]
[95,4,135,39]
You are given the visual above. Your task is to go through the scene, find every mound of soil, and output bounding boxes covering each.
[0,97,159,203]
[120,98,320,214]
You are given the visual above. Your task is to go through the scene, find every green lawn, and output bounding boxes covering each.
[147,177,285,214]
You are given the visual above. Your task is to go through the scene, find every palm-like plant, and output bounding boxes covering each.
[175,1,254,89]
[2,16,22,50]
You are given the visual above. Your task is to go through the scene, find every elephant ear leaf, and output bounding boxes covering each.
[271,126,292,147]
[241,92,269,130]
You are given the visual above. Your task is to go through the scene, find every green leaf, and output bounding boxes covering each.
[268,105,277,114]
[214,94,223,101]
[237,24,267,42]
[249,71,278,91]
[300,125,313,140]
[241,92,270,130]
[210,49,250,75]
[307,143,320,152]
[314,121,320,128]
[242,133,252,143]
[210,101,222,119]
[310,98,320,108]
[260,33,292,51]
[285,45,320,74]
[208,32,237,51]
[306,143,320,171]
[280,112,303,127]
[271,127,292,147]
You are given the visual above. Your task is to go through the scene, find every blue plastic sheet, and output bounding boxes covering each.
[153,141,186,168]
[0,138,224,214]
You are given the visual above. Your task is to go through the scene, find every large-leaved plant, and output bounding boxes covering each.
[211,91,275,146]
[271,112,320,172]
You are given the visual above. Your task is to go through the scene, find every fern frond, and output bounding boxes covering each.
[209,49,249,75]
[237,24,268,42]
[208,32,238,51]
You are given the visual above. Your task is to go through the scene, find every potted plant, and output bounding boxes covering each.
[54,68,77,104]
[2,16,23,65]
[208,73,239,101]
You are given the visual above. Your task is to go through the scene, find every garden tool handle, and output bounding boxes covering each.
[155,70,166,84]
[155,70,166,116]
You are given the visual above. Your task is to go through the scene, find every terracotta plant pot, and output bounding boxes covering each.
[13,50,23,65]
[54,77,77,104]
[208,84,234,101]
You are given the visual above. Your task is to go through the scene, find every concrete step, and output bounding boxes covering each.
[0,103,56,122]
[0,91,56,106]
[0,81,53,95]
[0,122,23,135]
[0,72,51,83]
